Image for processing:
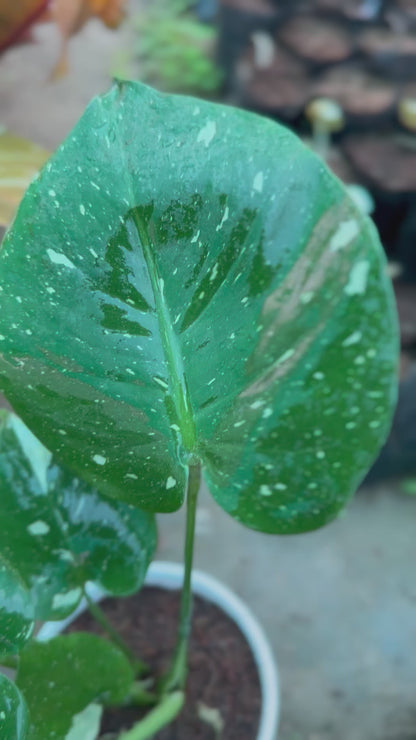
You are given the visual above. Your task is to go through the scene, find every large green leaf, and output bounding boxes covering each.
[0,673,29,740]
[0,81,398,533]
[0,409,156,652]
[16,633,133,740]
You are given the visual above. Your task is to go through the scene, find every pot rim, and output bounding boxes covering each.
[37,560,280,740]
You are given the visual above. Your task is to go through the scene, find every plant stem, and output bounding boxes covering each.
[0,653,18,669]
[83,589,148,676]
[116,463,201,739]
[161,461,201,693]
[313,124,330,161]
[123,680,157,707]
[118,690,185,740]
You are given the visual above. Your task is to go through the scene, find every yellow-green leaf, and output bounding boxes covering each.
[0,129,48,227]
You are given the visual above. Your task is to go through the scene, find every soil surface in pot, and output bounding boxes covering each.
[66,586,262,739]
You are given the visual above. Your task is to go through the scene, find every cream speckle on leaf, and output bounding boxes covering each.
[27,520,50,536]
[92,454,106,466]
[51,587,83,612]
[46,249,76,270]
[329,219,360,252]
[342,331,362,347]
[252,171,264,193]
[344,260,370,296]
[197,120,216,147]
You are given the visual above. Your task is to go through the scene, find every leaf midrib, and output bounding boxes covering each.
[131,210,196,453]
[112,110,197,457]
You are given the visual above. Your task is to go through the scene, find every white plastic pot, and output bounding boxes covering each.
[38,560,280,740]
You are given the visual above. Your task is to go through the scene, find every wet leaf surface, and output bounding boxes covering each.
[0,409,156,651]
[0,82,399,533]
[0,673,29,740]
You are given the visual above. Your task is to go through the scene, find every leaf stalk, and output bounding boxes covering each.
[84,589,148,677]
[118,690,185,740]
[160,461,201,692]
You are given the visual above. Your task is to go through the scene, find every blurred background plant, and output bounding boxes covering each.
[0,128,48,229]
[132,0,222,95]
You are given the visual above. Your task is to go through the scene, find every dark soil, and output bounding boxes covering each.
[65,587,262,739]
[279,15,354,64]
[314,65,396,119]
[342,133,416,191]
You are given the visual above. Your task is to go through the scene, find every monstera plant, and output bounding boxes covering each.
[0,81,398,739]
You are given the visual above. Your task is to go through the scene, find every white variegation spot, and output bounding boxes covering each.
[92,454,106,465]
[27,520,50,536]
[253,171,264,193]
[329,219,359,252]
[51,587,82,612]
[47,249,76,270]
[342,331,362,347]
[344,261,370,296]
[65,703,103,740]
[197,120,216,147]
[8,415,52,494]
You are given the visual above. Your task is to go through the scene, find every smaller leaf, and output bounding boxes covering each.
[17,633,134,740]
[0,673,29,740]
[0,409,156,652]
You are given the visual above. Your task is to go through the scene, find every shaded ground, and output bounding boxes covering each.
[158,482,416,740]
[1,6,415,739]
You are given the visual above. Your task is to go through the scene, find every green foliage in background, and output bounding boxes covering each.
[135,0,222,94]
